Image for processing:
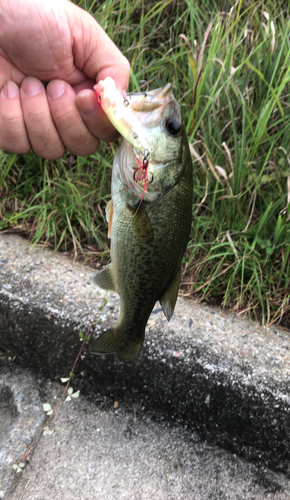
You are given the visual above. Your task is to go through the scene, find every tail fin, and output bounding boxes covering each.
[90,326,144,365]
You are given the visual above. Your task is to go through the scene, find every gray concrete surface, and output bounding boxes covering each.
[0,364,44,499]
[1,362,290,500]
[1,233,290,499]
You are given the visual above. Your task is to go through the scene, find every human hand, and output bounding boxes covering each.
[0,0,130,158]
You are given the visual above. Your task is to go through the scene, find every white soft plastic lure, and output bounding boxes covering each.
[94,77,149,156]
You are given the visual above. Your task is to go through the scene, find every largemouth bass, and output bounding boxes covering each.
[90,78,193,364]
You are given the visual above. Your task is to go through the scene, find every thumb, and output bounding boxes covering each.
[68,3,130,93]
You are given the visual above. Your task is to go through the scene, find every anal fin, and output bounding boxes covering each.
[159,268,180,321]
[93,264,116,292]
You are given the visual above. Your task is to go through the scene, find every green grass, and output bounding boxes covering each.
[1,0,290,327]
[0,146,114,262]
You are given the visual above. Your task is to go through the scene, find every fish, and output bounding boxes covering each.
[90,78,193,364]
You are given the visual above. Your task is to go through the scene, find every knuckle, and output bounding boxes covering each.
[30,136,65,160]
[0,141,30,155]
[40,146,66,160]
[68,137,99,156]
[0,118,30,154]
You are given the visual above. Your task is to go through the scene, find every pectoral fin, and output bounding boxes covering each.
[126,203,153,243]
[93,264,116,292]
[106,199,114,238]
[159,269,181,321]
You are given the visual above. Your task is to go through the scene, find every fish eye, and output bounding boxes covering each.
[165,117,181,136]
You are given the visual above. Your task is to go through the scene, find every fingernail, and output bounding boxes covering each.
[78,93,98,117]
[47,80,65,99]
[22,77,43,97]
[2,80,19,98]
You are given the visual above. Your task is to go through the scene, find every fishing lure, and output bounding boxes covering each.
[94,77,149,157]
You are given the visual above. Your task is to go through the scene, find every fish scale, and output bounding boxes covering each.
[91,80,193,364]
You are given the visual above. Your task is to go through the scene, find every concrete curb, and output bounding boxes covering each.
[1,234,290,477]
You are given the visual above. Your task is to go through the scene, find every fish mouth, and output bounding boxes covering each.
[151,82,172,97]
[128,83,174,120]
